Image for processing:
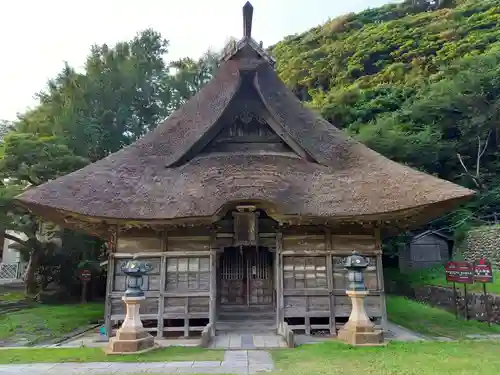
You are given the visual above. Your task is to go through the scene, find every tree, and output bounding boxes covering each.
[168,50,220,108]
[2,31,220,293]
[271,0,500,240]
[0,133,88,293]
[17,29,172,162]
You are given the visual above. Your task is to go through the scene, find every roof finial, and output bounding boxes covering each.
[243,2,253,39]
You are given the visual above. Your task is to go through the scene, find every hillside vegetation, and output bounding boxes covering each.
[271,0,500,235]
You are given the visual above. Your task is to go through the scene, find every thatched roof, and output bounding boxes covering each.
[14,3,474,231]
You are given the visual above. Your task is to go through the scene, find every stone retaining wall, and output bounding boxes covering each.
[460,225,500,268]
[412,285,500,323]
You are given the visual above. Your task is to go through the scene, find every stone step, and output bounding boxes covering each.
[216,319,276,333]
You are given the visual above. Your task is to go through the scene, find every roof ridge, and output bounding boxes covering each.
[219,3,276,68]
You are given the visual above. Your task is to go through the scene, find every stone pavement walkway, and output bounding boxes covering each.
[210,334,287,349]
[385,322,428,342]
[0,350,275,375]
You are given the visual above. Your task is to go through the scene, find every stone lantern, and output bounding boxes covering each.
[123,260,152,297]
[338,251,385,346]
[345,251,369,291]
[106,258,156,354]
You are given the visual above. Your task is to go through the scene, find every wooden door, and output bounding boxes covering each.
[247,249,273,305]
[219,249,245,305]
[218,247,273,307]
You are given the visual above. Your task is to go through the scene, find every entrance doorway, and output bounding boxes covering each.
[218,246,274,308]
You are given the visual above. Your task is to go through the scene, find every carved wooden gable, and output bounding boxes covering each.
[199,79,305,157]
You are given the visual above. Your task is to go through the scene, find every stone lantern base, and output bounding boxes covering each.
[105,296,156,354]
[337,290,385,346]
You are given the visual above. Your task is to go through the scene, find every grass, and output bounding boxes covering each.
[91,341,500,375]
[0,290,27,302]
[5,341,500,375]
[0,302,104,345]
[386,266,500,294]
[271,340,500,375]
[0,347,223,364]
[386,295,500,338]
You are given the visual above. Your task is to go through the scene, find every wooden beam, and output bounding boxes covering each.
[283,289,329,296]
[276,231,284,330]
[209,229,217,335]
[184,297,190,337]
[325,228,336,336]
[281,250,380,256]
[112,251,212,258]
[104,254,115,339]
[157,256,166,338]
[375,227,388,331]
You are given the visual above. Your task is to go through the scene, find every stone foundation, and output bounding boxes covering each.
[337,290,385,346]
[107,331,155,354]
[338,324,384,346]
[105,295,156,354]
[413,285,500,323]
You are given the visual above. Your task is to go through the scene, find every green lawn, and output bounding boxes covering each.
[93,341,500,375]
[271,340,500,375]
[0,347,223,364]
[0,290,27,302]
[5,341,500,375]
[386,295,500,338]
[0,302,104,346]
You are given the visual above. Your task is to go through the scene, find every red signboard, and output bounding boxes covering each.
[80,269,92,282]
[445,261,473,284]
[473,259,493,283]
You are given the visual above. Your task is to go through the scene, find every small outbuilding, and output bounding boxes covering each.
[399,230,453,272]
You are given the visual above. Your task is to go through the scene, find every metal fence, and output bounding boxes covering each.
[0,262,22,279]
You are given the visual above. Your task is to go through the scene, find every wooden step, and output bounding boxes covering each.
[218,311,275,321]
[216,319,276,333]
[219,305,274,312]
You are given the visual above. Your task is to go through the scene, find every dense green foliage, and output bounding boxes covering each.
[271,0,500,236]
[0,30,217,293]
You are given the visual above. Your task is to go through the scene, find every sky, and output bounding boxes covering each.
[0,0,396,121]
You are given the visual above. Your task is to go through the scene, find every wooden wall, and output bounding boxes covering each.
[277,229,386,334]
[104,224,387,338]
[105,230,214,338]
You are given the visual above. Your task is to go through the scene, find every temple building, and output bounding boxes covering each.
[15,2,474,340]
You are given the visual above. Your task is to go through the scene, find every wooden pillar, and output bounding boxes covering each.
[104,255,115,339]
[209,252,217,335]
[275,230,284,330]
[375,227,388,331]
[325,228,336,335]
[208,229,217,335]
[157,255,166,338]
[184,297,190,337]
[104,227,117,340]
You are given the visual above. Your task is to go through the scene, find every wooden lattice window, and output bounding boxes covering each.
[283,256,327,289]
[165,257,210,291]
[113,257,161,292]
[332,256,378,291]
